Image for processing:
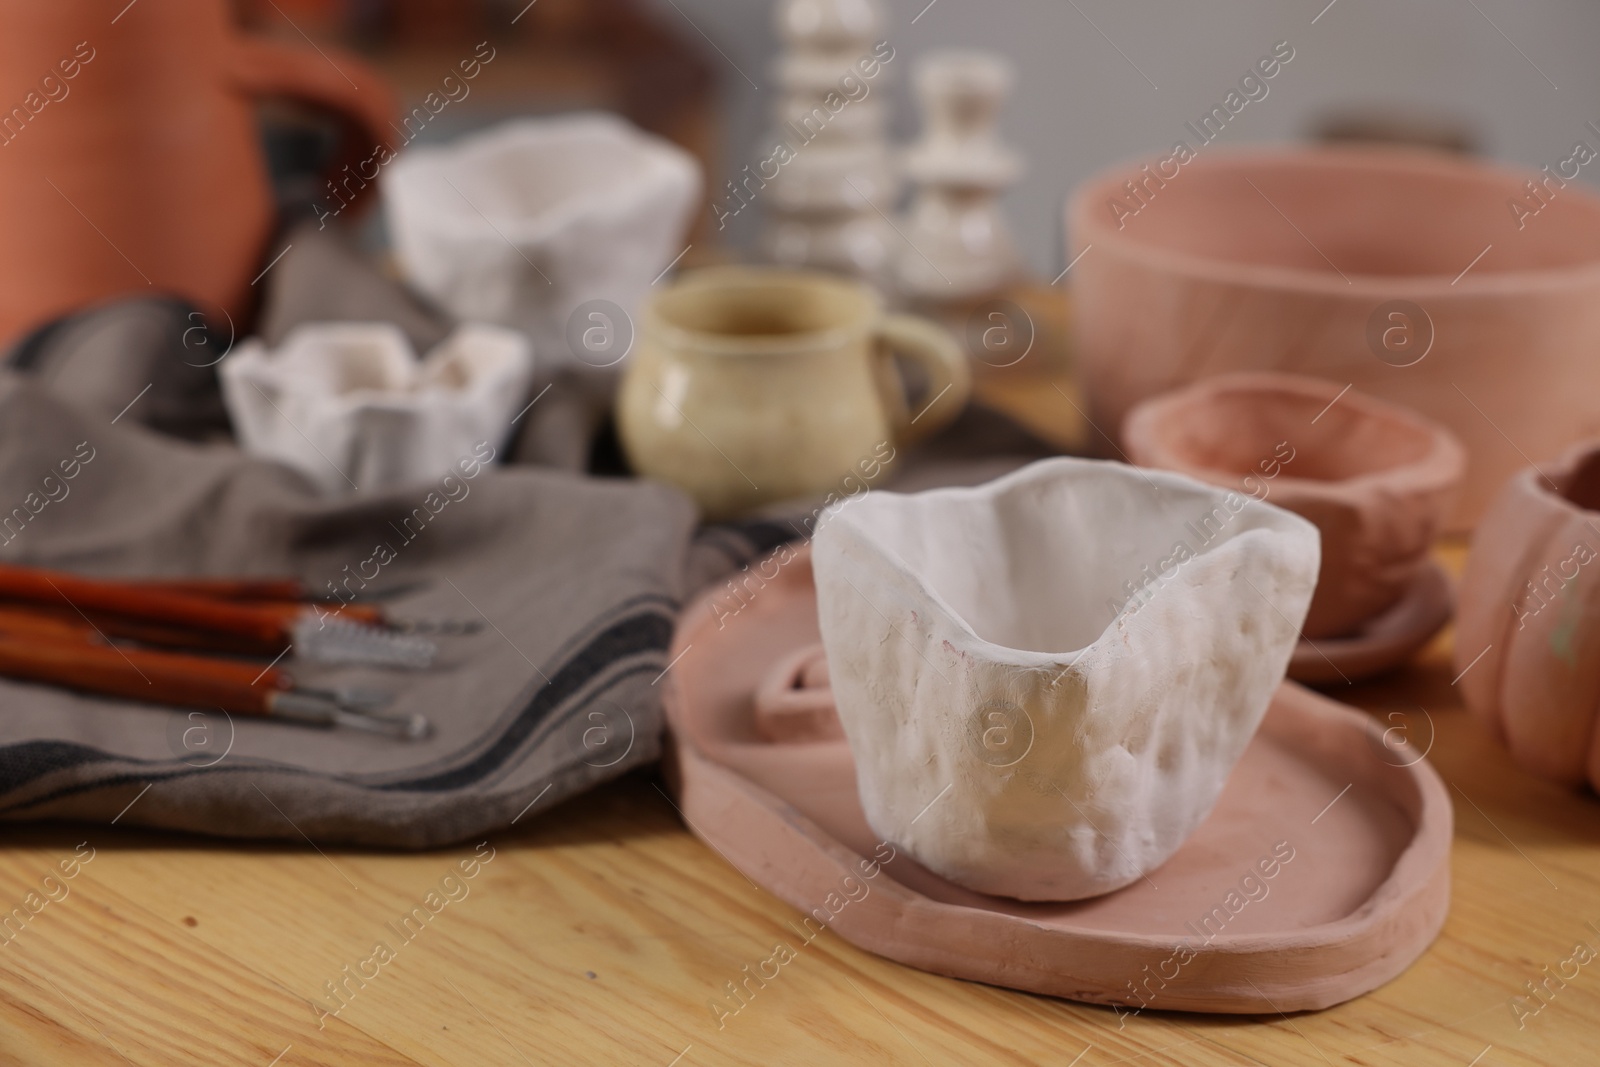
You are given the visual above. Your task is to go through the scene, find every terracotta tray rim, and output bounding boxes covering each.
[669,680,1451,956]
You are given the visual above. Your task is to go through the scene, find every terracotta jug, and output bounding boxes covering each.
[0,0,397,344]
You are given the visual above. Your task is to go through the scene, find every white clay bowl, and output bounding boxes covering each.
[383,113,701,367]
[811,457,1320,901]
[221,322,531,495]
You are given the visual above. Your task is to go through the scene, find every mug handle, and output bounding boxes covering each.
[873,314,973,447]
[225,36,399,217]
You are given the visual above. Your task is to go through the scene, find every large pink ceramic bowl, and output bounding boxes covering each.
[1067,146,1600,529]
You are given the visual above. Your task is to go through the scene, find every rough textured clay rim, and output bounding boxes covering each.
[663,546,1453,1013]
[1122,371,1469,505]
[819,455,1318,670]
[1067,145,1600,300]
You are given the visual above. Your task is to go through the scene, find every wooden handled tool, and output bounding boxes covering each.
[125,576,432,604]
[0,625,429,738]
[0,562,307,642]
[0,563,436,667]
[0,630,292,714]
[0,602,293,657]
[120,577,311,601]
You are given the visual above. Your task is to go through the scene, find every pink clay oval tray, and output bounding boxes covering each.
[663,546,1452,1014]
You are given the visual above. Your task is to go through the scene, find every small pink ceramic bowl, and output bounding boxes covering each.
[1124,372,1466,640]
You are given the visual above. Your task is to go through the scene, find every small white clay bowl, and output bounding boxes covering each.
[221,322,531,495]
[811,456,1320,901]
[383,113,700,363]
[1124,372,1465,640]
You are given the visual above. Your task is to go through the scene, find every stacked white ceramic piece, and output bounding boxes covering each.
[896,51,1024,301]
[761,0,898,283]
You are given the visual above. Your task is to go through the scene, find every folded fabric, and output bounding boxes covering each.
[257,222,452,355]
[0,375,697,848]
[4,296,232,441]
[221,321,534,496]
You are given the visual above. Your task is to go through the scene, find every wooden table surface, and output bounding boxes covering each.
[4,368,1600,1066]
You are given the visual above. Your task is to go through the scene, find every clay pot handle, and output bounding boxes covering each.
[225,36,399,216]
[873,313,972,447]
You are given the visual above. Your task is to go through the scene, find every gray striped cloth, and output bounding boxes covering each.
[0,374,718,846]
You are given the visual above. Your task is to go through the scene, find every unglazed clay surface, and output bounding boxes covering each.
[1456,441,1600,788]
[811,457,1320,901]
[1067,146,1600,528]
[383,113,700,366]
[0,2,396,345]
[1124,373,1465,640]
[221,322,531,495]
[1288,560,1454,685]
[662,546,1453,1012]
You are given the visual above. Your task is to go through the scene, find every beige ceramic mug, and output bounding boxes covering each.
[617,267,972,519]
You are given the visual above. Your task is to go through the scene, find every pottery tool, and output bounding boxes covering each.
[125,575,433,604]
[0,626,429,740]
[0,563,437,668]
[113,576,479,634]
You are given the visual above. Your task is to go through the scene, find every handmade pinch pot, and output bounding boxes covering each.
[383,113,700,366]
[1455,441,1600,787]
[1068,146,1600,527]
[221,322,531,495]
[811,457,1320,901]
[1124,373,1465,641]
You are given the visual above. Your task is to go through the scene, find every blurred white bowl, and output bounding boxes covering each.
[221,322,532,495]
[382,114,701,370]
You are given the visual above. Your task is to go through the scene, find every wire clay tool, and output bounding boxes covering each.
[0,615,430,739]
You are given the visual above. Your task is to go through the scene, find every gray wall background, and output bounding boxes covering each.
[646,0,1600,275]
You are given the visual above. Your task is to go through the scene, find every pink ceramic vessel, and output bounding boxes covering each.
[1456,440,1600,787]
[1124,373,1465,640]
[1068,146,1600,528]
